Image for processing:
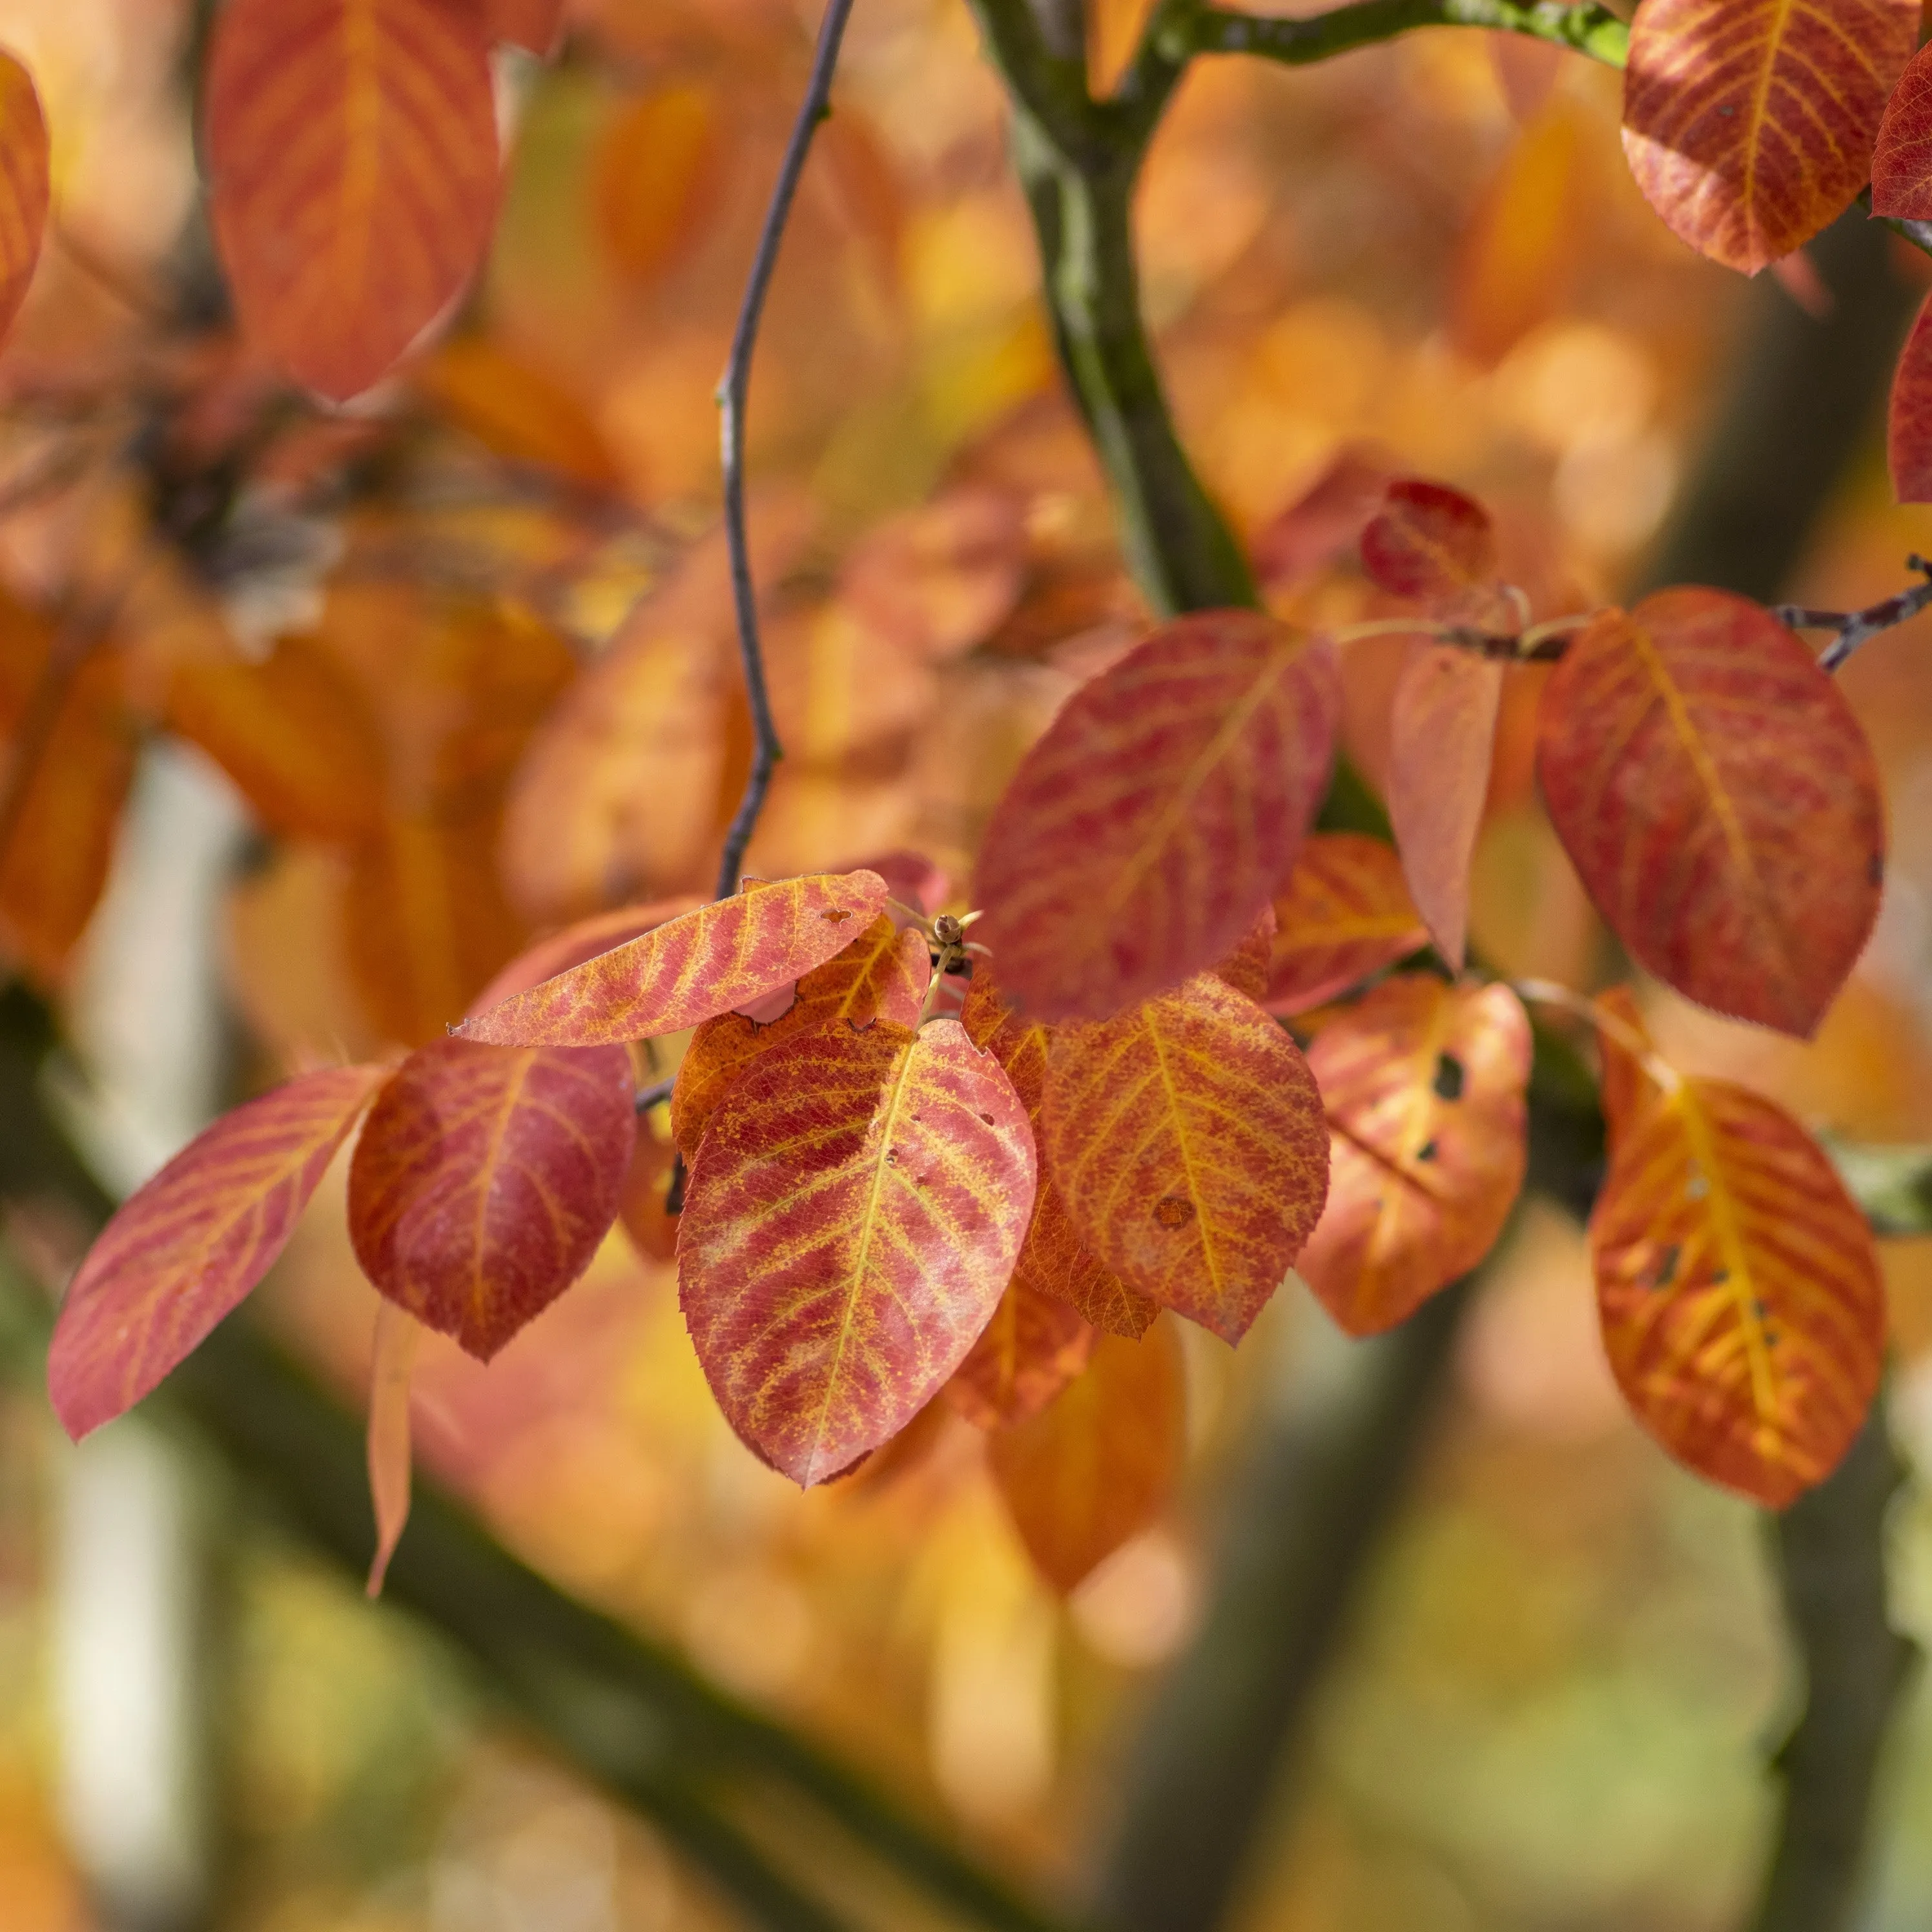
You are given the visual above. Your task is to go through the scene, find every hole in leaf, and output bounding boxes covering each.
[977,1112,994,1126]
[823,907,854,923]
[1432,1053,1465,1101]
[1152,1195,1195,1229]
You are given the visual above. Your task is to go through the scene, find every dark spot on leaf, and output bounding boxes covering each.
[1415,1139,1438,1162]
[978,1113,994,1126]
[1432,1053,1465,1101]
[1153,1195,1195,1229]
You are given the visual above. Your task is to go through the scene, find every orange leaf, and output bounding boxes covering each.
[838,489,1028,663]
[1620,0,1915,272]
[945,1281,1094,1430]
[1359,478,1501,621]
[1262,833,1427,1016]
[0,52,48,347]
[205,0,501,400]
[1298,976,1530,1335]
[487,0,565,54]
[1536,590,1882,1036]
[592,83,724,286]
[416,336,622,489]
[457,871,891,1045]
[670,912,929,1156]
[618,1104,681,1264]
[1889,291,1932,504]
[1591,1043,1885,1506]
[974,611,1339,1022]
[365,1299,420,1598]
[1251,447,1392,599]
[471,898,701,1011]
[1045,974,1329,1342]
[991,1321,1182,1594]
[48,1065,389,1439]
[1387,642,1503,971]
[347,1038,635,1357]
[961,969,1159,1341]
[677,1018,1036,1486]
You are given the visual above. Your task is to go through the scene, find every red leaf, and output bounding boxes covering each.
[1298,977,1531,1335]
[945,1281,1094,1430]
[1250,447,1392,598]
[1536,590,1882,1036]
[974,611,1339,1022]
[1045,974,1329,1342]
[457,872,890,1045]
[470,898,702,1011]
[960,969,1159,1341]
[678,1019,1036,1486]
[991,1322,1183,1594]
[1875,44,1932,220]
[49,1065,389,1439]
[1387,642,1503,971]
[487,0,565,53]
[670,912,930,1156]
[1213,903,1277,1002]
[838,489,1029,662]
[1262,833,1428,1016]
[0,52,48,347]
[1592,1026,1884,1505]
[1621,0,1915,272]
[1360,480,1501,619]
[1889,291,1932,504]
[205,0,501,400]
[348,1038,635,1358]
[365,1300,420,1598]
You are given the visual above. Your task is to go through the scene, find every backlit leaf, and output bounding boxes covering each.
[1360,479,1501,621]
[990,1322,1182,1594]
[0,51,48,347]
[961,969,1159,1341]
[1619,0,1915,272]
[677,1018,1036,1486]
[48,1065,389,1439]
[365,1300,420,1598]
[670,912,929,1156]
[1262,833,1428,1016]
[945,1281,1094,1430]
[1536,589,1882,1036]
[348,1037,635,1358]
[1387,642,1502,971]
[1873,44,1932,220]
[1045,973,1329,1342]
[1297,976,1531,1335]
[1888,292,1932,504]
[205,0,501,400]
[974,611,1339,1022]
[592,83,723,285]
[1592,1022,1885,1506]
[457,871,891,1045]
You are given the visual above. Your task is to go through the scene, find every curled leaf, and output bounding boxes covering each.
[1263,833,1428,1015]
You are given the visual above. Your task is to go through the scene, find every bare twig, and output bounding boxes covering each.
[1773,555,1932,672]
[634,1075,676,1115]
[713,0,858,901]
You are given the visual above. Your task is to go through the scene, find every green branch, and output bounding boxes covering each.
[1170,0,1629,68]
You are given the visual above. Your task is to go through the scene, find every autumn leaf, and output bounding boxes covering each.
[471,899,701,1013]
[991,1321,1182,1594]
[1297,976,1531,1335]
[1873,44,1932,222]
[347,1038,635,1358]
[205,0,502,400]
[974,611,1339,1022]
[1889,293,1932,504]
[961,969,1159,1341]
[487,0,566,54]
[1262,833,1428,1016]
[1359,479,1503,622]
[593,83,724,285]
[1250,447,1392,599]
[838,489,1028,662]
[457,871,891,1045]
[677,1019,1036,1486]
[945,1281,1094,1430]
[1591,1015,1885,1506]
[416,336,622,489]
[670,912,929,1156]
[1045,973,1329,1342]
[48,1065,390,1439]
[1387,642,1502,971]
[1620,0,1915,272]
[1212,903,1277,1002]
[1536,590,1882,1037]
[618,1104,681,1264]
[0,51,48,347]
[365,1299,420,1598]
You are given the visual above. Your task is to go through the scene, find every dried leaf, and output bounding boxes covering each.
[677,1018,1036,1485]
[1045,973,1329,1342]
[205,0,502,400]
[991,1322,1182,1594]
[0,52,48,347]
[365,1299,420,1598]
[1298,976,1531,1335]
[670,912,929,1156]
[1620,0,1915,272]
[348,1037,635,1358]
[1263,833,1428,1016]
[974,611,1339,1022]
[1536,590,1882,1036]
[945,1280,1094,1430]
[49,1065,389,1439]
[1387,642,1503,971]
[1592,1023,1885,1505]
[457,871,891,1045]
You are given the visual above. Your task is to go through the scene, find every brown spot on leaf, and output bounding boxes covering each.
[1153,1195,1195,1229]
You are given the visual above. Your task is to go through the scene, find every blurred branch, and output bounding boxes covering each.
[1774,555,1932,671]
[713,0,857,899]
[1173,0,1628,67]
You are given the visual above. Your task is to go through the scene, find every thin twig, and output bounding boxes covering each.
[713,0,858,901]
[634,1075,675,1115]
[1773,555,1932,672]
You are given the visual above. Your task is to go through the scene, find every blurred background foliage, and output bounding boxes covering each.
[6,0,1932,1928]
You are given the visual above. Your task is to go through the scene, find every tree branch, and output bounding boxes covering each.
[1774,555,1932,671]
[1173,0,1628,68]
[714,0,858,901]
